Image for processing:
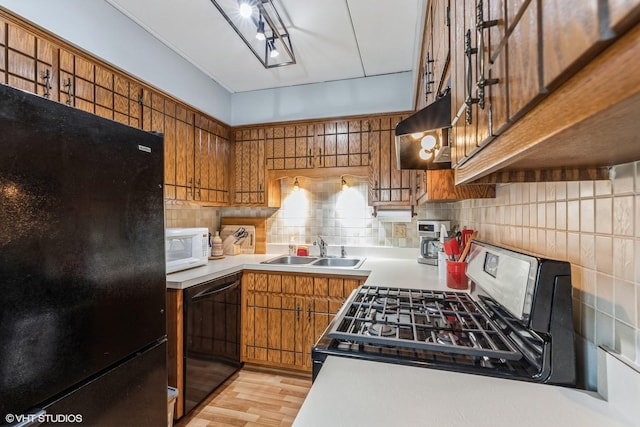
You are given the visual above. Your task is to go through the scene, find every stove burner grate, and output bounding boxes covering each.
[328,286,525,361]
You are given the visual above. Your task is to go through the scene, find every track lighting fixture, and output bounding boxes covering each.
[208,0,295,68]
[256,13,265,41]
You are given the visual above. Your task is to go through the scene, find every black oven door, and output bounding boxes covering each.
[184,273,243,414]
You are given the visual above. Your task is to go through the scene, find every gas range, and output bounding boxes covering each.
[312,241,577,387]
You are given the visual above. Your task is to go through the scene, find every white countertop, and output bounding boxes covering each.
[166,252,450,290]
[293,356,634,427]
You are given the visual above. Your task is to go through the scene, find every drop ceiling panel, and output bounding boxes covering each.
[105,0,422,93]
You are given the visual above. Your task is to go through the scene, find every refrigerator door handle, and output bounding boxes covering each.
[9,409,46,427]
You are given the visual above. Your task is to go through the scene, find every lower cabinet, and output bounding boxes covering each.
[241,271,366,372]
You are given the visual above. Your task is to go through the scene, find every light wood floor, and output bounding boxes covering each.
[175,368,312,427]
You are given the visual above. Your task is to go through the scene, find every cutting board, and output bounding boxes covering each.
[220,225,256,255]
[220,217,267,254]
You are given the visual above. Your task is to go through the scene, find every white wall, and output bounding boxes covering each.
[0,1,415,126]
[0,0,233,123]
[231,72,414,125]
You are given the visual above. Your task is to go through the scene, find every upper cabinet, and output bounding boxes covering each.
[441,0,640,183]
[0,9,233,206]
[368,114,414,206]
[234,128,281,207]
[418,0,450,109]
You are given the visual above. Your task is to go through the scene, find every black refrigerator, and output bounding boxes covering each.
[0,84,167,426]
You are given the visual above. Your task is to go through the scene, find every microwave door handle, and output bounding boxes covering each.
[192,280,240,301]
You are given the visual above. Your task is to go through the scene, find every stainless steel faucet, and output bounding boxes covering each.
[313,235,327,257]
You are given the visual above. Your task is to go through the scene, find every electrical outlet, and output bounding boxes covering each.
[392,223,407,238]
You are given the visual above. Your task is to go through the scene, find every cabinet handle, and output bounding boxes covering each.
[307,306,311,323]
[42,69,51,98]
[196,178,201,199]
[319,148,322,166]
[64,78,73,105]
[308,148,312,167]
[476,0,499,110]
[296,304,300,321]
[424,52,435,99]
[464,29,479,124]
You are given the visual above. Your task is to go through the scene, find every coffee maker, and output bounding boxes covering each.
[417,220,450,265]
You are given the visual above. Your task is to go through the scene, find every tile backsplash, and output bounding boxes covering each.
[451,161,639,389]
[165,203,221,231]
[166,161,639,390]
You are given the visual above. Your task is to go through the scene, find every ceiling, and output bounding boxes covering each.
[104,0,424,94]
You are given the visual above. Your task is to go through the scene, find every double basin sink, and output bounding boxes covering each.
[261,255,365,269]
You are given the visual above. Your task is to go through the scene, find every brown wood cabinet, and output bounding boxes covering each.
[368,114,414,206]
[441,0,640,182]
[259,119,372,172]
[424,169,495,200]
[316,119,370,169]
[0,9,232,206]
[234,129,281,207]
[265,124,315,170]
[241,271,366,372]
[417,0,450,109]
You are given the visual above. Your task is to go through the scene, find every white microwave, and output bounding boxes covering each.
[165,227,209,274]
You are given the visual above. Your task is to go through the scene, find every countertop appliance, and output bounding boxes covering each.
[183,272,243,415]
[417,220,450,265]
[312,241,577,387]
[166,227,210,273]
[0,84,167,425]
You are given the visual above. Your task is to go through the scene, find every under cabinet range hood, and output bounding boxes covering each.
[395,92,451,170]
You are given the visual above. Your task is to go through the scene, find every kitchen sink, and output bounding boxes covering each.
[311,257,365,268]
[262,255,319,265]
[261,255,365,269]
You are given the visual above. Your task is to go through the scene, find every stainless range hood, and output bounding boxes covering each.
[395,92,451,170]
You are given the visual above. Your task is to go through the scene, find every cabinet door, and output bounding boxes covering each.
[234,130,275,206]
[507,0,543,121]
[265,125,314,170]
[317,119,370,168]
[0,17,6,83]
[431,0,450,99]
[368,115,412,206]
[58,48,75,107]
[542,0,601,89]
[194,115,210,203]
[113,73,136,127]
[476,0,508,143]
[242,273,307,369]
[5,21,55,99]
[214,126,232,205]
[243,272,269,363]
[450,0,477,164]
[175,104,194,201]
[73,55,95,114]
[94,65,114,120]
[420,1,435,108]
[164,101,177,200]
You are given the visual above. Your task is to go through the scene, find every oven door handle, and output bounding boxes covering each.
[191,280,239,301]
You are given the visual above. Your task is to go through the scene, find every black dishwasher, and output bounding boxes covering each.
[184,272,243,414]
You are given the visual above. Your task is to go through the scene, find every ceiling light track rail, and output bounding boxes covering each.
[209,0,296,68]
